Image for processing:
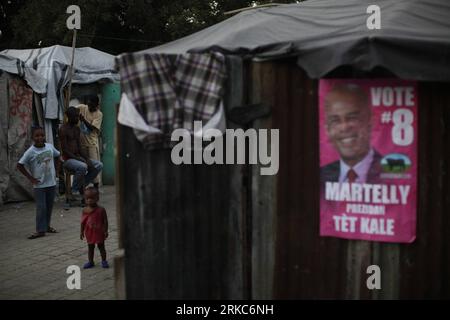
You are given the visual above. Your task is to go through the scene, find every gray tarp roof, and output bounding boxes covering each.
[1,45,119,120]
[0,53,47,93]
[144,0,450,81]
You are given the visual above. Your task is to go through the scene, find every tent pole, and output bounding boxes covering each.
[65,28,77,114]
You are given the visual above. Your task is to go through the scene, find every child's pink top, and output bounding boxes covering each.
[81,206,107,244]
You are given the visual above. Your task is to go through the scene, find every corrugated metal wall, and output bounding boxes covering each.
[117,136,247,299]
[117,59,450,299]
[252,60,450,299]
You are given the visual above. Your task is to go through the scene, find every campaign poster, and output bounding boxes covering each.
[319,79,417,243]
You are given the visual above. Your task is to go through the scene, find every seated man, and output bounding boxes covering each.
[59,107,103,203]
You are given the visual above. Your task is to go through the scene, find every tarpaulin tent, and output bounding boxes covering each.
[143,0,450,81]
[1,45,120,144]
[0,53,47,94]
[117,0,450,146]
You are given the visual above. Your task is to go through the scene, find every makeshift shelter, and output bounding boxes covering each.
[142,0,450,81]
[1,46,121,189]
[1,45,120,145]
[0,53,47,203]
[115,0,450,299]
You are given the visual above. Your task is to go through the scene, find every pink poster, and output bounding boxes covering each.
[319,79,417,243]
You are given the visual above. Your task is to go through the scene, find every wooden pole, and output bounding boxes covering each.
[65,28,77,114]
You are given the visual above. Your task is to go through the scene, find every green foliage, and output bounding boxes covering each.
[0,0,27,50]
[1,0,299,54]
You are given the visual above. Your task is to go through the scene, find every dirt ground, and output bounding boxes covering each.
[0,185,120,300]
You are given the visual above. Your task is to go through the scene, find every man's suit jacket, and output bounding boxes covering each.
[320,150,383,184]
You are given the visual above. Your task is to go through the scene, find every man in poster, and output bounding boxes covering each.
[320,83,383,184]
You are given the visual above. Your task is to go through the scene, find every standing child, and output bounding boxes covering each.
[80,186,109,268]
[17,126,61,239]
[78,95,103,190]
